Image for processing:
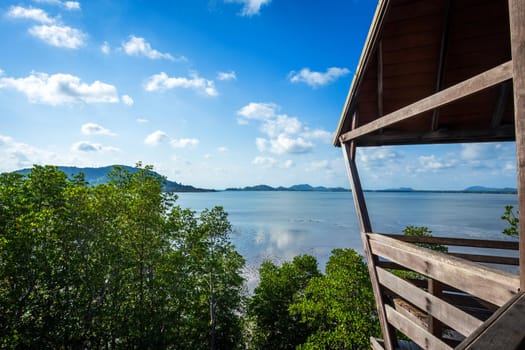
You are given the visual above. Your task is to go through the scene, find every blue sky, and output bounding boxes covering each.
[0,0,518,190]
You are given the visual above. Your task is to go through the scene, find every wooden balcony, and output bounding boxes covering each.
[363,233,522,349]
[333,0,525,348]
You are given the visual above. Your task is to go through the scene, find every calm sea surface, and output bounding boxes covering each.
[175,191,518,282]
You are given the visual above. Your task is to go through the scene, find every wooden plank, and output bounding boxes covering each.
[370,337,385,350]
[378,40,384,118]
[509,0,525,292]
[368,234,520,306]
[341,143,396,350]
[393,297,428,329]
[339,61,513,144]
[456,292,525,350]
[431,0,451,131]
[448,252,519,266]
[382,233,519,250]
[356,126,515,146]
[377,267,483,337]
[491,81,511,128]
[385,305,452,350]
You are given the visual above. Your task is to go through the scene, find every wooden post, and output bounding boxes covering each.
[509,0,525,291]
[341,111,396,349]
[428,279,443,338]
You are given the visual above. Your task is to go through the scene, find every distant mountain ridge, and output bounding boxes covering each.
[463,186,517,193]
[14,165,213,193]
[225,184,349,192]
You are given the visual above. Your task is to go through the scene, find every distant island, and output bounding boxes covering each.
[225,184,349,192]
[14,165,214,193]
[11,166,517,194]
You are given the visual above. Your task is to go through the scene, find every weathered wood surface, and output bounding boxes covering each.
[509,0,525,292]
[368,234,519,307]
[385,305,452,350]
[341,143,396,350]
[448,253,519,266]
[377,267,482,337]
[381,234,519,250]
[339,61,513,144]
[456,292,525,350]
[354,126,515,146]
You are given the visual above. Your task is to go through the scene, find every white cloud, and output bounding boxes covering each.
[302,129,332,142]
[122,36,176,61]
[0,71,119,105]
[460,143,498,161]
[217,146,228,152]
[237,102,278,121]
[170,138,199,148]
[64,1,80,10]
[136,118,149,123]
[217,71,237,81]
[0,134,59,171]
[238,101,329,155]
[72,141,119,153]
[32,0,81,10]
[101,41,110,54]
[252,156,277,168]
[417,155,455,172]
[258,134,314,154]
[260,114,302,138]
[225,0,271,16]
[288,67,350,88]
[81,123,115,136]
[29,24,86,49]
[121,94,134,106]
[7,6,54,23]
[283,160,294,169]
[145,72,218,96]
[144,130,169,146]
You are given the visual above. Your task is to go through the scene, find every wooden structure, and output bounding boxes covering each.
[333,0,525,349]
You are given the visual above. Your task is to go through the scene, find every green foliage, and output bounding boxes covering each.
[290,249,380,350]
[501,205,519,236]
[0,164,245,349]
[247,254,321,350]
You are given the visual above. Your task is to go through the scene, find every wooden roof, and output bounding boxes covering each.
[333,0,514,147]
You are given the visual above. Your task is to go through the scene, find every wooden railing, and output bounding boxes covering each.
[367,233,520,350]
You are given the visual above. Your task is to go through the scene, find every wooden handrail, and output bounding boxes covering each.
[377,267,483,336]
[368,233,519,306]
[378,233,519,250]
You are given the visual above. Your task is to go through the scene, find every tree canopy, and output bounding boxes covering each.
[0,165,244,349]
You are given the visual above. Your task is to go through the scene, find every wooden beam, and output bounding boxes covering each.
[456,292,525,350]
[448,253,519,266]
[339,61,513,144]
[428,278,444,338]
[368,233,520,307]
[341,140,396,350]
[378,40,384,119]
[509,0,525,292]
[381,233,519,250]
[431,0,452,131]
[491,81,512,128]
[385,305,452,350]
[333,0,391,146]
[377,267,483,337]
[354,125,515,146]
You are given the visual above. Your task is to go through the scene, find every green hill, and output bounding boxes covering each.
[14,165,213,193]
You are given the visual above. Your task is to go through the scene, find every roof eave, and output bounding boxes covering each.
[333,0,390,147]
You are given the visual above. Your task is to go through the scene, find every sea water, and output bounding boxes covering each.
[175,191,518,285]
